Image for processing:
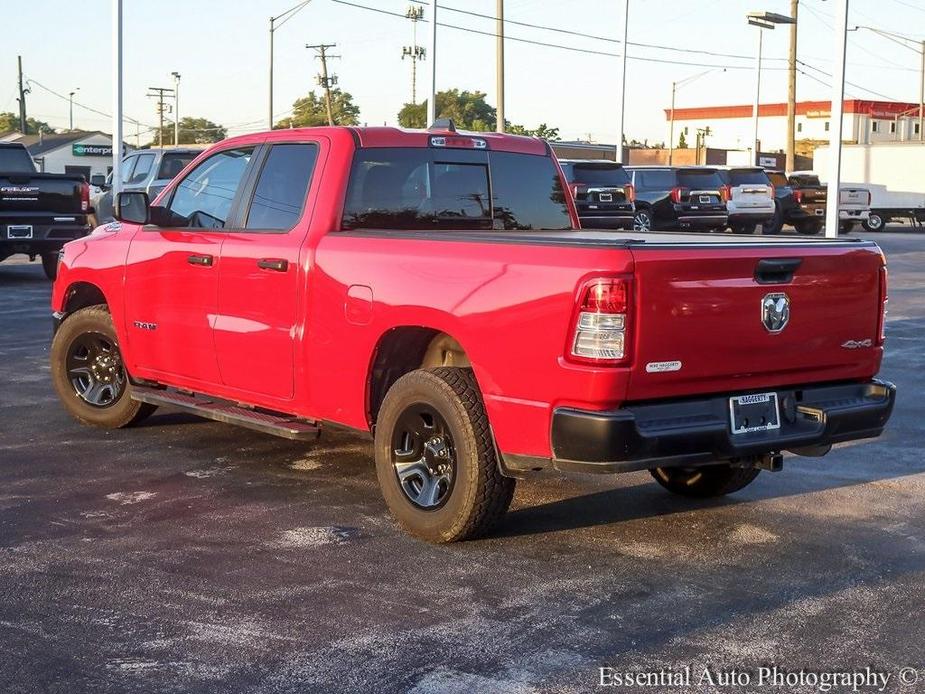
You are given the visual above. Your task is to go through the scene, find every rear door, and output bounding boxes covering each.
[626,242,884,401]
[123,146,257,386]
[214,140,321,399]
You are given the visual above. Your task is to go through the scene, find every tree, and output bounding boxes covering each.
[398,89,496,131]
[275,89,360,128]
[677,131,688,149]
[0,112,53,135]
[151,117,226,145]
[507,122,561,141]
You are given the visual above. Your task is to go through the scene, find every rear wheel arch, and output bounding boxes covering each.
[367,326,474,428]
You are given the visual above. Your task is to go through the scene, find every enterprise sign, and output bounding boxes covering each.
[72,143,113,157]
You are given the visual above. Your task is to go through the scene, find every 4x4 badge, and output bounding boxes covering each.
[761,293,790,333]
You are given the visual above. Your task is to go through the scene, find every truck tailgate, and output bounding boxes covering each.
[0,173,85,214]
[626,243,884,401]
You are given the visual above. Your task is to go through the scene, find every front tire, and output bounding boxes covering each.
[863,213,884,232]
[51,305,156,428]
[650,464,760,498]
[374,367,515,543]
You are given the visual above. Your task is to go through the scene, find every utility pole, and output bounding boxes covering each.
[786,0,799,172]
[172,72,181,146]
[616,0,629,163]
[496,0,504,132]
[307,43,339,126]
[825,0,849,240]
[17,56,29,134]
[402,4,426,105]
[920,39,924,141]
[146,86,175,148]
[69,88,80,131]
[112,0,123,197]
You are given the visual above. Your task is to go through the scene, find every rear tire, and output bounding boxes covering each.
[51,305,156,429]
[374,367,515,543]
[863,213,884,232]
[795,220,823,235]
[41,252,58,281]
[632,208,654,232]
[650,464,760,498]
[762,204,784,235]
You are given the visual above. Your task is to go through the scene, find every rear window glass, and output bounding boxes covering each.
[560,163,630,187]
[678,170,724,189]
[341,147,570,231]
[767,172,788,187]
[729,169,771,185]
[158,153,196,180]
[0,146,36,173]
[635,170,676,189]
[790,174,821,186]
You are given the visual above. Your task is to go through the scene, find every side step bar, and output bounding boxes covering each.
[131,386,320,441]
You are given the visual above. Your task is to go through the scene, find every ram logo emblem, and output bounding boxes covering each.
[761,293,790,333]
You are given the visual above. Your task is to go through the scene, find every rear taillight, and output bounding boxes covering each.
[793,190,803,204]
[569,182,588,200]
[877,264,888,346]
[719,185,732,202]
[569,278,631,364]
[80,181,90,212]
[624,183,636,203]
[670,186,688,204]
[769,184,776,199]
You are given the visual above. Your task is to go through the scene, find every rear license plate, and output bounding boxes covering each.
[699,195,711,203]
[7,225,33,239]
[815,208,824,216]
[599,192,613,202]
[729,392,780,434]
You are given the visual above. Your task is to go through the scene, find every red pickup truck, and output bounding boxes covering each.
[50,123,895,542]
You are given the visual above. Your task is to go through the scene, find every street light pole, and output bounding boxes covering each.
[68,88,79,131]
[616,0,629,163]
[172,72,181,146]
[427,0,438,125]
[496,0,504,133]
[268,1,315,130]
[669,68,724,165]
[920,39,924,141]
[752,27,763,166]
[786,0,799,172]
[112,0,123,198]
[825,0,849,240]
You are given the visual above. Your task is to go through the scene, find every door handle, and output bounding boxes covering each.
[257,258,288,272]
[755,257,802,284]
[187,254,213,267]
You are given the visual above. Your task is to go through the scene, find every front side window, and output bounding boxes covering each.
[245,143,318,231]
[128,153,155,185]
[341,147,569,231]
[167,147,254,229]
[120,156,137,184]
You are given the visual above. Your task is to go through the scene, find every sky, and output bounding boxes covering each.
[3,0,924,146]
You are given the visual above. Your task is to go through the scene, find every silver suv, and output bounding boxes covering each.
[90,147,201,224]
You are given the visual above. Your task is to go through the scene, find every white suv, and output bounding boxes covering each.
[717,167,776,233]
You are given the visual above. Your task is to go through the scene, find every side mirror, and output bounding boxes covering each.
[115,191,150,224]
[90,174,106,188]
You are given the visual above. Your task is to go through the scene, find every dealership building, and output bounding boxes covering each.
[0,130,129,180]
[665,99,923,153]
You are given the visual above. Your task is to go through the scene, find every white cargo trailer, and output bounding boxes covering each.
[813,142,925,230]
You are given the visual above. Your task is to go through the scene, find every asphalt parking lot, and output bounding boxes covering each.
[0,231,922,694]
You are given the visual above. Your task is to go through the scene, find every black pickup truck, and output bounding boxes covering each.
[1,143,92,279]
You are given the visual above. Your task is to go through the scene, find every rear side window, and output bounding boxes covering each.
[790,174,821,186]
[245,143,318,231]
[729,169,771,185]
[678,170,724,189]
[564,163,630,187]
[341,148,570,231]
[157,153,195,180]
[636,170,677,190]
